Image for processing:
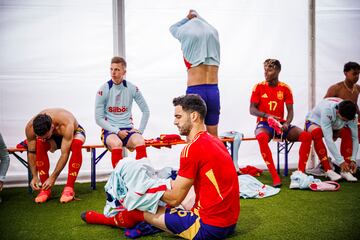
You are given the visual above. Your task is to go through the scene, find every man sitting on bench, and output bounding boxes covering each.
[25,108,86,203]
[249,59,312,187]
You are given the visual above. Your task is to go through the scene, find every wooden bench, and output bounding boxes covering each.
[7,137,235,191]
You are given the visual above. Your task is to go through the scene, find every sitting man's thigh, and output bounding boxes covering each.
[126,133,145,149]
[106,134,123,150]
[286,126,303,142]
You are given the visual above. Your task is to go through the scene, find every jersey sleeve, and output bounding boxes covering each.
[94,83,120,134]
[133,86,150,134]
[250,84,260,103]
[169,18,189,40]
[348,115,359,161]
[178,145,197,179]
[320,108,344,164]
[284,85,294,104]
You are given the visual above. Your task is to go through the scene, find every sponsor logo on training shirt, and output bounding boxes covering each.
[108,106,128,113]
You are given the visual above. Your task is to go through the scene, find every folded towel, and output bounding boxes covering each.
[239,165,263,177]
[159,134,182,142]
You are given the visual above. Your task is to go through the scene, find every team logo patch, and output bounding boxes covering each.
[98,91,103,96]
[72,163,81,168]
[327,115,333,121]
[261,93,268,98]
[277,91,284,100]
[36,161,44,167]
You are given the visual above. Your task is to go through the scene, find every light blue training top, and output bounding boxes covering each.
[95,80,150,134]
[169,15,220,68]
[0,133,10,181]
[104,157,171,216]
[306,97,359,164]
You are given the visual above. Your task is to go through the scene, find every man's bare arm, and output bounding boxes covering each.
[42,125,73,190]
[25,122,41,190]
[161,175,193,207]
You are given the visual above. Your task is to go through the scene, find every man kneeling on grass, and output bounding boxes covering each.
[81,94,240,239]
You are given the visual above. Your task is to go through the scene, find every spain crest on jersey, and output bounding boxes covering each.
[277,91,284,100]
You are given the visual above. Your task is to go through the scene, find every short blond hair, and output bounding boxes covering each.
[111,56,127,68]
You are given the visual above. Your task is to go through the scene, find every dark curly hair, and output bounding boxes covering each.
[173,94,207,120]
[33,114,52,136]
[338,100,357,121]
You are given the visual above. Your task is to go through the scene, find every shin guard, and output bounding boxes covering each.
[135,145,147,160]
[297,132,312,172]
[256,132,278,179]
[340,127,352,163]
[66,139,83,188]
[111,148,123,168]
[311,128,331,171]
[36,139,51,184]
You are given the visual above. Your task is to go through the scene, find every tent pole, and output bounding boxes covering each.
[308,0,316,168]
[113,0,125,57]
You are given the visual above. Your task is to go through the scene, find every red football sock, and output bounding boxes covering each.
[114,209,144,228]
[111,148,123,168]
[297,132,312,172]
[36,139,51,183]
[84,210,117,226]
[310,128,331,171]
[66,139,83,188]
[340,127,352,163]
[256,132,279,181]
[135,145,147,160]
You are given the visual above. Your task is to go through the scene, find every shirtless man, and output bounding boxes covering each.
[25,108,85,203]
[324,62,360,111]
[324,61,360,142]
[170,10,220,136]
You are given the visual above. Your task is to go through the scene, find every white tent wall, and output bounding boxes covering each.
[0,0,359,187]
[125,0,309,171]
[0,0,114,186]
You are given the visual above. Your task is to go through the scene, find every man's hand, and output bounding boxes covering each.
[340,162,350,172]
[349,161,358,174]
[187,10,197,20]
[282,122,290,131]
[30,175,41,191]
[129,129,140,134]
[118,130,129,139]
[42,176,56,190]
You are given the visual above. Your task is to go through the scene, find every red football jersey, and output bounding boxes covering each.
[250,81,294,122]
[178,131,240,227]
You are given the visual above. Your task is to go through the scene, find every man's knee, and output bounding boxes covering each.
[256,132,270,143]
[107,135,123,150]
[129,134,145,147]
[298,131,312,143]
[310,127,323,140]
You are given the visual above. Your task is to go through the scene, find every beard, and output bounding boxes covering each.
[178,121,192,136]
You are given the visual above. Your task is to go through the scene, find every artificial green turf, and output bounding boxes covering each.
[0,171,359,240]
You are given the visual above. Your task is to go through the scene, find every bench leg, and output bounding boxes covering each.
[277,142,280,174]
[91,148,96,190]
[284,141,289,176]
